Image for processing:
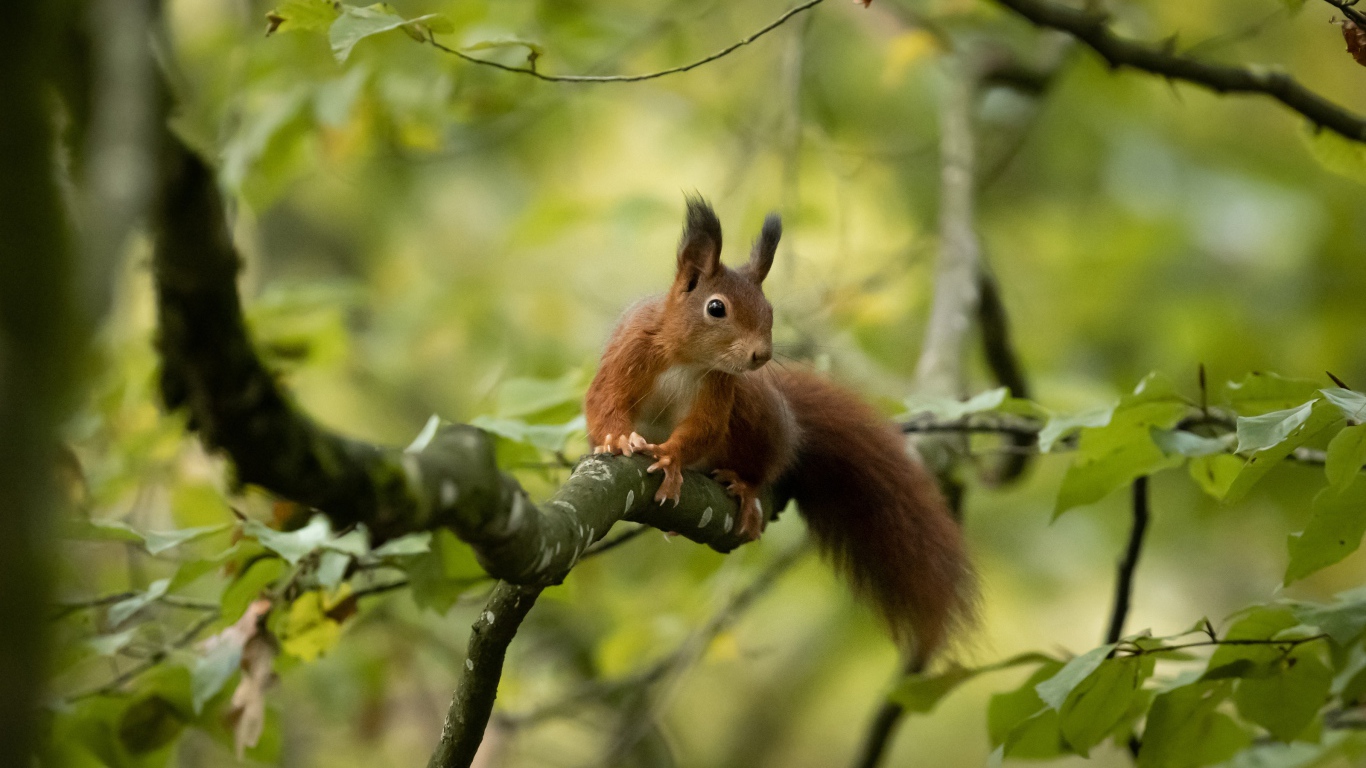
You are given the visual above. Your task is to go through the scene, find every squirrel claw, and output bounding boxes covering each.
[711,470,765,540]
[649,455,683,504]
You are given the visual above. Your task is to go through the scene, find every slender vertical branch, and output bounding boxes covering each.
[427,582,544,768]
[1106,476,1150,644]
[976,268,1034,483]
[912,58,982,405]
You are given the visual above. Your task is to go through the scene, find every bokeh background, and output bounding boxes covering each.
[56,0,1366,766]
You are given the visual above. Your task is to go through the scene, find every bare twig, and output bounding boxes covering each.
[69,611,221,700]
[51,592,219,620]
[990,0,1366,142]
[1105,477,1150,644]
[500,542,810,732]
[427,0,826,83]
[1321,0,1366,28]
[600,543,811,762]
[1115,633,1328,656]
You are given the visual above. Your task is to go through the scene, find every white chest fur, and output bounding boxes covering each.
[635,365,704,444]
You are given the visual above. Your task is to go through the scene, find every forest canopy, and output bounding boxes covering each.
[5,1,1366,768]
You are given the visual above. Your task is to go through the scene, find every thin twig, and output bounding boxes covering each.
[427,0,826,83]
[1322,0,1366,28]
[990,0,1366,142]
[51,592,219,620]
[1115,634,1328,656]
[501,542,810,731]
[68,612,221,700]
[1105,477,1149,644]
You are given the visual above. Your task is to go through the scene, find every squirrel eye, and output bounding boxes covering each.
[705,299,727,319]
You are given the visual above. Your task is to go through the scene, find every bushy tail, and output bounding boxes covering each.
[774,369,977,665]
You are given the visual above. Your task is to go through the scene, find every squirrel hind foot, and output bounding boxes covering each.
[711,470,765,540]
[649,456,684,505]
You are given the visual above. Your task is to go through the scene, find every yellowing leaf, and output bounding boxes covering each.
[279,586,352,661]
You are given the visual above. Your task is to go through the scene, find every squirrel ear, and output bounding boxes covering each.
[676,195,722,290]
[743,213,781,284]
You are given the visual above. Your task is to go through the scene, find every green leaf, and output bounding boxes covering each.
[88,628,138,657]
[1236,401,1317,453]
[463,38,546,57]
[1137,680,1251,768]
[266,0,340,36]
[1286,480,1366,584]
[370,532,431,558]
[402,528,486,613]
[1060,657,1147,756]
[1224,373,1323,414]
[1152,427,1231,457]
[888,652,1054,713]
[988,660,1066,757]
[220,558,288,625]
[1037,644,1118,710]
[494,372,584,419]
[192,641,242,714]
[141,524,232,556]
[1189,454,1245,499]
[118,694,187,755]
[1293,586,1366,645]
[315,550,351,590]
[243,515,367,565]
[1225,402,1342,503]
[1233,646,1331,741]
[902,387,1008,421]
[1205,606,1300,680]
[1038,406,1113,453]
[471,414,587,453]
[329,5,410,63]
[108,579,170,627]
[1054,394,1187,516]
[1326,424,1366,490]
[1302,125,1366,186]
[1321,388,1366,421]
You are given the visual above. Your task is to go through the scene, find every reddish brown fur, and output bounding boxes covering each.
[585,199,975,661]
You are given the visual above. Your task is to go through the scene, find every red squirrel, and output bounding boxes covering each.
[585,197,976,662]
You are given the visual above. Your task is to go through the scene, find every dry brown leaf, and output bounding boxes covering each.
[202,598,271,653]
[212,599,277,759]
[1343,19,1366,67]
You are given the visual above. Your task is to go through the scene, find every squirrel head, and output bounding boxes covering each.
[662,196,781,375]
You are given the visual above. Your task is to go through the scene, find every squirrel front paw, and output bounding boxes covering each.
[594,432,658,457]
[647,454,684,505]
[712,470,765,541]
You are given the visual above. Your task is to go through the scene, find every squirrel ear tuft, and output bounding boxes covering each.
[677,195,723,289]
[743,213,781,284]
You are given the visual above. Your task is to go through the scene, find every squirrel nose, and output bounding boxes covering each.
[749,349,772,369]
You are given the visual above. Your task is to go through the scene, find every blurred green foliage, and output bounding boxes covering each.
[46,0,1366,766]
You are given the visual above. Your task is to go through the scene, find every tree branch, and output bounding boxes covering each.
[153,140,761,586]
[1105,476,1150,644]
[427,581,543,768]
[990,0,1366,142]
[426,0,826,83]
